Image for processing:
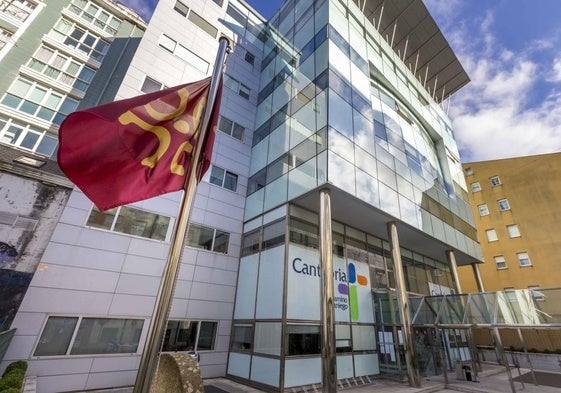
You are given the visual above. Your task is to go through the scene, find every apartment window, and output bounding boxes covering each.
[244,50,255,66]
[477,204,489,216]
[186,223,229,254]
[86,205,171,241]
[1,78,79,125]
[231,324,253,351]
[529,286,544,301]
[163,320,217,351]
[286,324,321,356]
[68,0,122,35]
[188,11,218,38]
[224,75,250,100]
[470,182,481,192]
[34,316,143,356]
[158,34,209,73]
[0,116,58,156]
[173,0,189,17]
[516,252,532,267]
[507,224,521,238]
[48,18,110,62]
[490,175,501,186]
[27,45,96,92]
[0,28,12,50]
[1,0,37,22]
[498,199,510,211]
[494,256,507,270]
[465,167,473,176]
[209,165,238,192]
[485,229,498,242]
[217,116,244,141]
[141,76,166,93]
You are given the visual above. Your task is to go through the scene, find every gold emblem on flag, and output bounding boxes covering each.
[118,88,207,175]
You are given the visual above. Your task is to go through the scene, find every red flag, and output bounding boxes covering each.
[58,77,220,211]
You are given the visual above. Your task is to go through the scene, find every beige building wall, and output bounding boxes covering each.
[459,152,561,293]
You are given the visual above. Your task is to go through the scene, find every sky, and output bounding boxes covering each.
[118,0,561,163]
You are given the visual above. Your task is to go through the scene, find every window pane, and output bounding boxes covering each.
[477,204,489,216]
[20,131,40,149]
[498,199,510,211]
[70,318,143,354]
[187,11,218,38]
[254,322,281,355]
[209,166,224,187]
[114,206,170,241]
[517,252,531,267]
[507,224,520,238]
[163,320,198,351]
[87,206,117,229]
[197,321,217,350]
[36,134,58,156]
[470,182,481,192]
[262,219,285,250]
[223,171,238,192]
[232,123,245,141]
[174,1,189,17]
[241,229,261,256]
[286,324,320,355]
[485,229,498,242]
[218,116,233,134]
[352,325,376,350]
[141,76,163,93]
[494,256,506,269]
[34,316,78,356]
[213,230,229,253]
[10,79,32,96]
[187,224,214,250]
[231,324,253,350]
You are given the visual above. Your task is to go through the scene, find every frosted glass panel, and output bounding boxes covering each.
[352,325,376,350]
[287,245,321,320]
[228,353,251,378]
[251,356,280,387]
[256,246,285,318]
[337,355,354,379]
[354,353,380,376]
[284,358,322,387]
[234,254,259,319]
[288,158,317,200]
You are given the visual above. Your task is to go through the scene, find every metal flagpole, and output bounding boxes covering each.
[134,36,230,393]
[319,189,337,392]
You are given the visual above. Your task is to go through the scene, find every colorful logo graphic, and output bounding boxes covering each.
[337,263,368,321]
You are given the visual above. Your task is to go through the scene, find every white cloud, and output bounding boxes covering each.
[433,5,561,162]
[548,57,561,82]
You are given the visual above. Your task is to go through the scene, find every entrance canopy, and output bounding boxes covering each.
[411,288,561,329]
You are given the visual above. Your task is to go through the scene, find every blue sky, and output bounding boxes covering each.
[119,0,561,163]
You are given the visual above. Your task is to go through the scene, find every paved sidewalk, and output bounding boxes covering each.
[86,363,561,393]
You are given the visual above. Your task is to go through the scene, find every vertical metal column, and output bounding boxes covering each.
[517,328,537,386]
[387,222,421,388]
[320,189,337,393]
[445,250,462,294]
[447,250,479,379]
[471,264,485,292]
[491,328,516,393]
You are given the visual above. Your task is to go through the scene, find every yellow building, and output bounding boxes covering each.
[459,152,561,293]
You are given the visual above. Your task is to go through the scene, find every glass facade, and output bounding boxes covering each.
[229,0,480,389]
[244,0,478,261]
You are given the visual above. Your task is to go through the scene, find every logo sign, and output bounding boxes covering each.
[291,256,369,322]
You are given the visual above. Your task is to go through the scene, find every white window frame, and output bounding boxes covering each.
[485,229,498,242]
[498,198,510,211]
[158,34,209,73]
[86,205,172,242]
[33,315,144,357]
[516,252,532,267]
[209,165,238,192]
[68,0,122,35]
[494,255,507,270]
[141,75,167,93]
[217,115,245,141]
[0,116,58,157]
[470,182,481,193]
[490,175,501,186]
[477,204,489,216]
[507,224,521,238]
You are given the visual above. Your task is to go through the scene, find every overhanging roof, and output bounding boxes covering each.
[353,0,470,102]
